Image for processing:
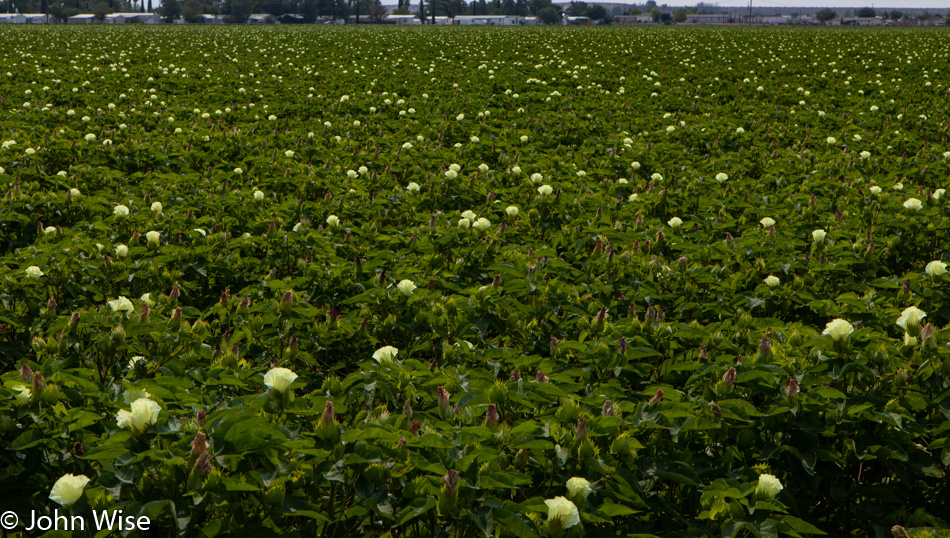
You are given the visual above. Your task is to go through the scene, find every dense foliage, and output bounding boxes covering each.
[2,25,950,537]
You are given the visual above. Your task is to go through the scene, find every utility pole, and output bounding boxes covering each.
[747,0,751,24]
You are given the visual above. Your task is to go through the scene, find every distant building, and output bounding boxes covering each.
[387,14,422,24]
[841,17,883,26]
[23,13,50,23]
[0,13,27,23]
[685,13,730,24]
[247,13,276,24]
[613,15,653,24]
[68,14,98,24]
[753,15,790,24]
[454,15,524,25]
[563,15,590,25]
[200,14,224,24]
[116,12,161,23]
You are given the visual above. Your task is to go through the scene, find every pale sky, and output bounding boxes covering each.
[651,0,948,7]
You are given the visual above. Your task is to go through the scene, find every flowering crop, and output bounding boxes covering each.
[1,25,949,537]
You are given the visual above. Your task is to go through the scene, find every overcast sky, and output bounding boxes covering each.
[650,0,948,7]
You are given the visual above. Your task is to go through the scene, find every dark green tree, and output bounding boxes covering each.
[92,0,109,18]
[856,7,875,17]
[182,0,203,21]
[586,4,605,20]
[161,0,179,20]
[536,4,557,23]
[564,0,584,15]
[528,0,548,14]
[672,7,685,22]
[815,8,835,21]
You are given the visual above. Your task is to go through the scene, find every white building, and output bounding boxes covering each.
[614,15,654,24]
[0,13,27,23]
[247,13,275,23]
[841,17,883,26]
[685,13,730,24]
[387,14,422,24]
[455,15,523,25]
[67,14,97,24]
[108,12,161,23]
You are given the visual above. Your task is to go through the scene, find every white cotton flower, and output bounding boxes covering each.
[651,173,663,181]
[13,385,31,405]
[372,345,399,363]
[115,245,128,257]
[406,182,420,193]
[822,319,854,341]
[668,217,683,228]
[715,173,728,182]
[538,185,553,196]
[397,279,417,296]
[896,306,927,332]
[108,296,134,314]
[253,190,265,202]
[869,186,882,194]
[116,397,161,433]
[26,266,44,279]
[506,206,519,217]
[49,474,91,507]
[631,161,641,170]
[458,218,471,229]
[445,170,458,180]
[760,217,775,228]
[472,217,491,231]
[326,215,340,227]
[756,474,783,499]
[925,261,947,277]
[151,202,163,214]
[263,367,298,393]
[826,136,836,145]
[544,496,580,531]
[628,193,639,202]
[530,173,542,183]
[566,477,592,501]
[511,166,522,176]
[903,198,922,211]
[812,229,826,242]
[764,275,781,288]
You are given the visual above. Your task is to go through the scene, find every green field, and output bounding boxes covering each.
[2,25,950,537]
